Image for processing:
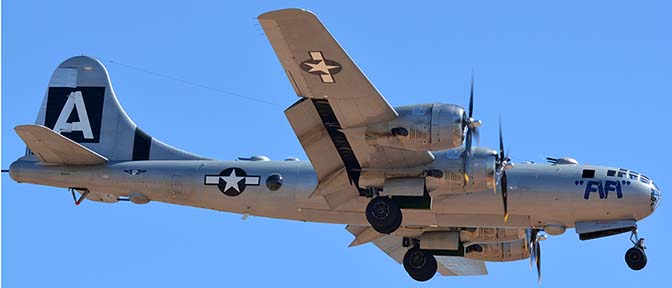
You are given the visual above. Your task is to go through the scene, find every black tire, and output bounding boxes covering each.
[625,246,647,271]
[365,197,402,234]
[403,247,437,282]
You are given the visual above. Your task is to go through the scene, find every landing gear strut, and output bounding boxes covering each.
[69,188,90,206]
[365,196,402,234]
[403,246,437,282]
[625,230,647,271]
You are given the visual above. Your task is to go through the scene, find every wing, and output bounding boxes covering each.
[258,8,396,129]
[346,225,488,277]
[261,9,434,206]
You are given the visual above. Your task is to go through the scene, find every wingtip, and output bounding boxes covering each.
[257,8,316,21]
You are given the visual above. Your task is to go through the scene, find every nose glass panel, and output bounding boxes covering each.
[650,182,661,211]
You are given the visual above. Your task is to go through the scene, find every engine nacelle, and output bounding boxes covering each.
[460,228,527,244]
[419,231,460,250]
[365,103,465,151]
[417,229,526,251]
[464,239,530,262]
[426,147,497,195]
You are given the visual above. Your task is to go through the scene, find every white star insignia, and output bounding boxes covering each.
[304,60,339,74]
[204,169,261,196]
[220,169,244,192]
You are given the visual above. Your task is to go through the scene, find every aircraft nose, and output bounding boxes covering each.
[650,180,662,212]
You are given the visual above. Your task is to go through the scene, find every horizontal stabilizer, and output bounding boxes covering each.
[15,125,107,165]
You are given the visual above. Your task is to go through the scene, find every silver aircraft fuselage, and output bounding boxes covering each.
[9,150,658,230]
[6,8,661,281]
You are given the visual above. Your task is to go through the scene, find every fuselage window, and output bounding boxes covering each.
[640,175,651,184]
[617,171,627,178]
[607,170,616,177]
[629,174,639,181]
[582,169,595,178]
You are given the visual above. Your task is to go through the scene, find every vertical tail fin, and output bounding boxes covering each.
[33,56,204,161]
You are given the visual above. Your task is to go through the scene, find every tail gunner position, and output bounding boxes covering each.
[6,9,661,283]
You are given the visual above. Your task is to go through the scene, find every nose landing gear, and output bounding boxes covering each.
[625,230,647,271]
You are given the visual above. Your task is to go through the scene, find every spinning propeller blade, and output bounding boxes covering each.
[529,229,543,285]
[468,77,474,118]
[536,241,542,284]
[463,76,481,185]
[501,170,509,222]
[496,121,510,222]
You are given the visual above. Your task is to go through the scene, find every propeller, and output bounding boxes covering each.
[529,229,545,285]
[495,120,512,222]
[462,76,481,184]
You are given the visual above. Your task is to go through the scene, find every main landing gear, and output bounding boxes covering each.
[365,196,402,234]
[403,244,437,282]
[625,230,647,271]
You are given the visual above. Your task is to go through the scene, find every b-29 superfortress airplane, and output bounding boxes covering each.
[6,8,661,282]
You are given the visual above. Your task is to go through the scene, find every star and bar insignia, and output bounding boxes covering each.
[204,168,260,197]
[300,51,342,83]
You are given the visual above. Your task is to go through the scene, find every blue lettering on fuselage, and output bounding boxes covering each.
[584,180,604,199]
[582,180,624,199]
[603,180,623,199]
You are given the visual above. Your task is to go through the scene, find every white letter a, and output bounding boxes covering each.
[53,91,94,139]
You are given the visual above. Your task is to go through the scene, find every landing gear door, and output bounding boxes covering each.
[575,219,636,240]
[381,177,425,197]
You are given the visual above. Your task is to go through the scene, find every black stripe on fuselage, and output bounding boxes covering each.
[132,127,151,160]
[311,99,363,192]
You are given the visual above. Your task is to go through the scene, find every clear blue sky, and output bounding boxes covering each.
[2,1,670,287]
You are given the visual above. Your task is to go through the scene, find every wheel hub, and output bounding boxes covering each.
[372,202,390,220]
[409,251,426,269]
[627,251,641,262]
